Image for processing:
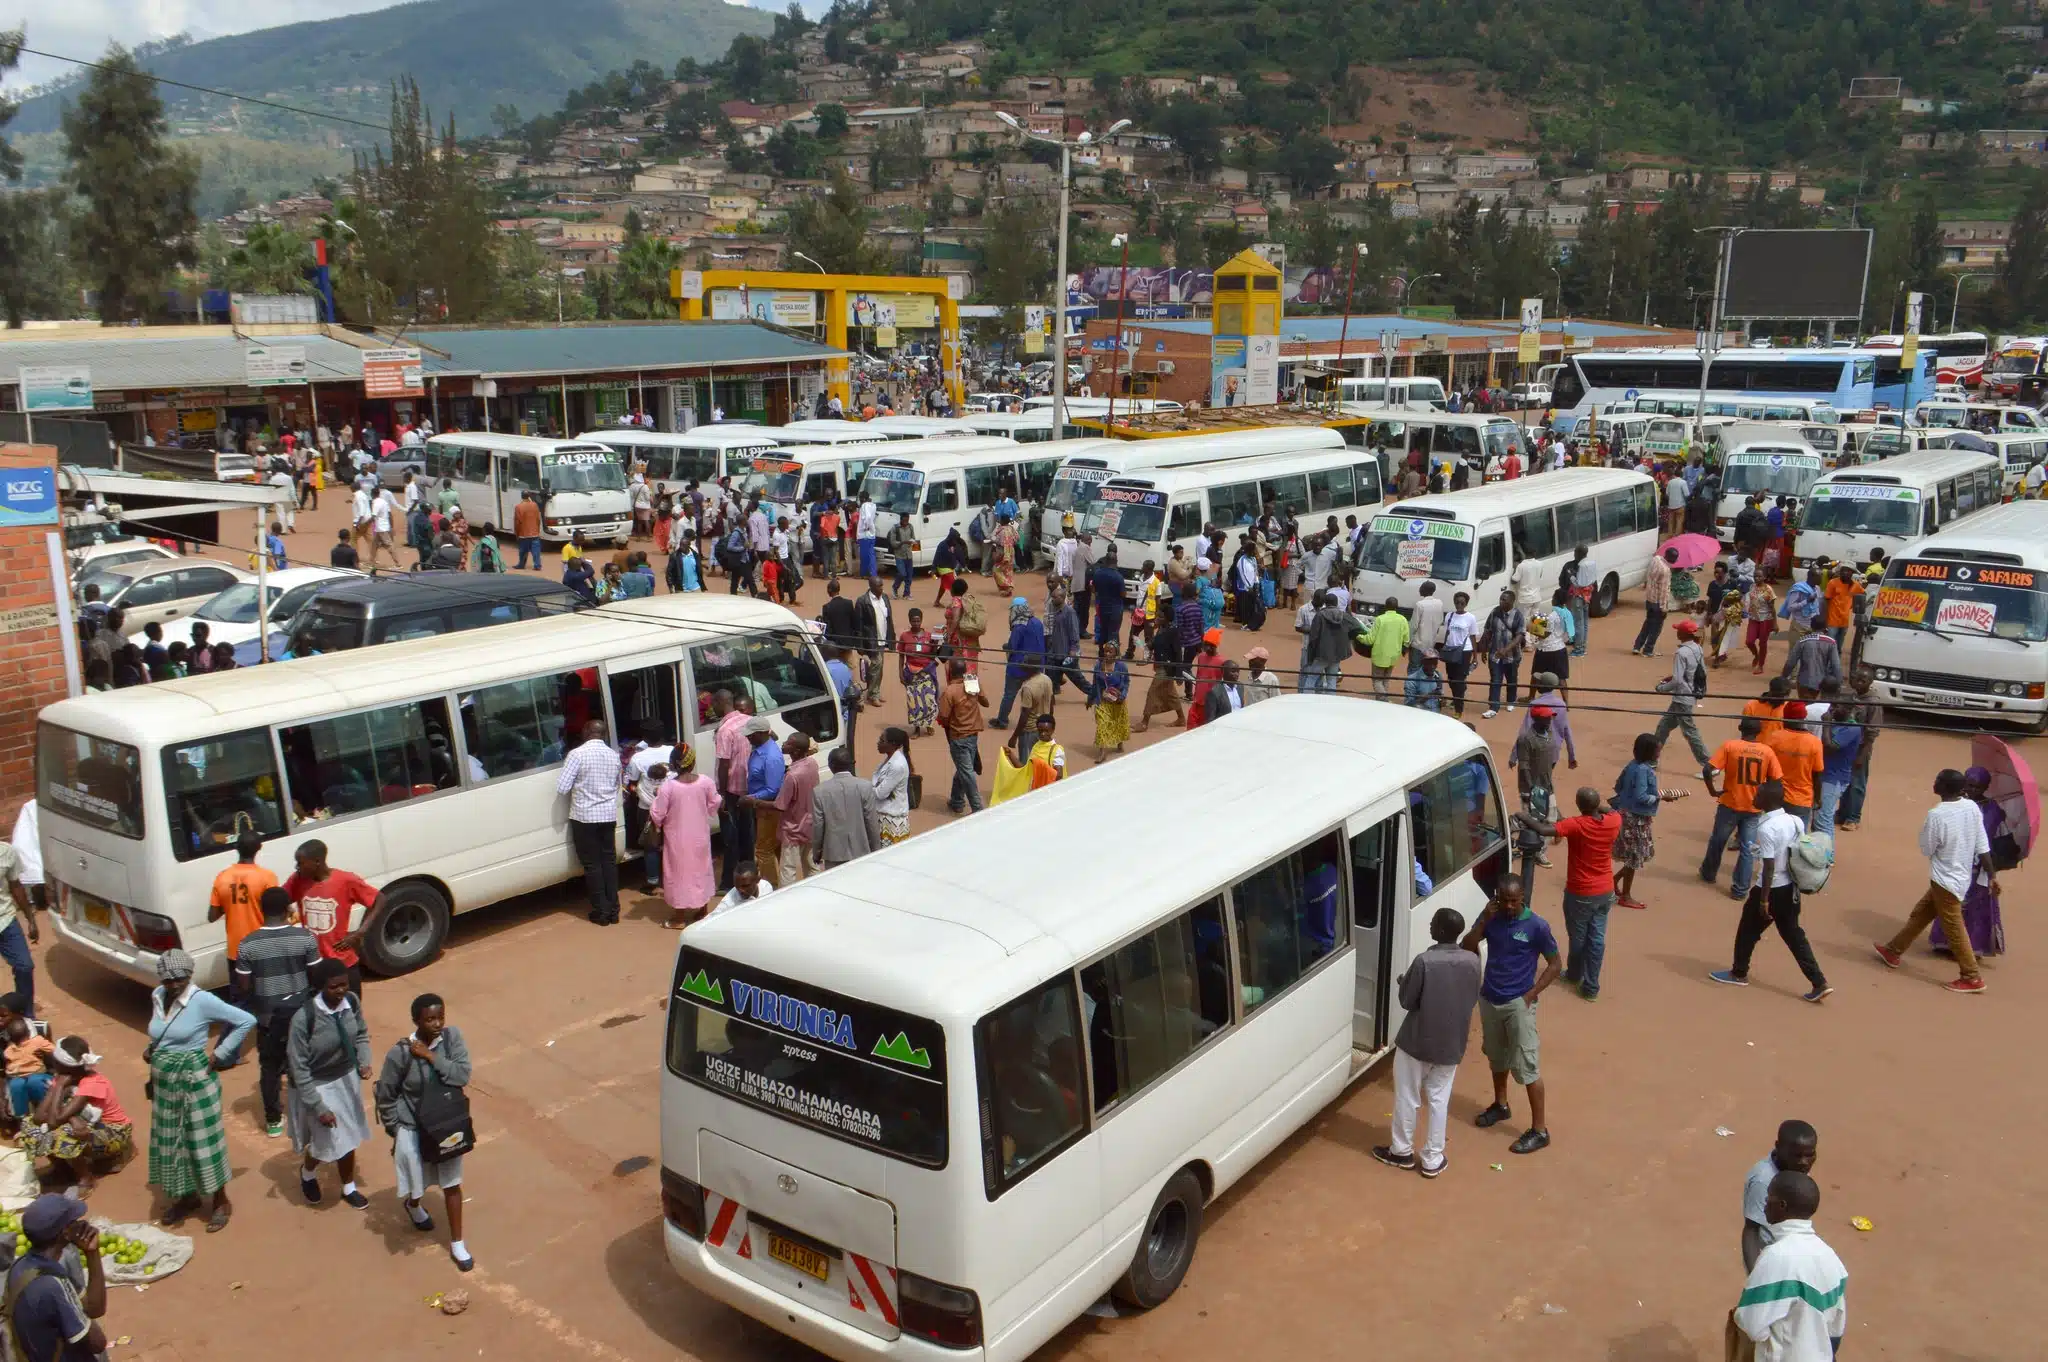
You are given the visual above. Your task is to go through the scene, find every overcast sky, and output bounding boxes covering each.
[3,0,776,92]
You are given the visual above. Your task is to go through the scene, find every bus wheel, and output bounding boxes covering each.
[1592,572,1620,618]
[362,880,451,976]
[1113,1169,1205,1310]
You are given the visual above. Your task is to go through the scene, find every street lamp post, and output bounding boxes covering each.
[1950,272,1990,332]
[997,113,1133,441]
[1403,271,1442,317]
[1334,243,1366,395]
[1107,232,1131,430]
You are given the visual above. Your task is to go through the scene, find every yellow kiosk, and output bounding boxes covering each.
[1207,248,1283,409]
[672,268,965,414]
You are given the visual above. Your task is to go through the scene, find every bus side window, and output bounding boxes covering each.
[163,729,288,861]
[1353,462,1384,502]
[458,671,584,778]
[503,454,542,493]
[1408,755,1507,894]
[1937,478,1957,523]
[1555,498,1599,551]
[1078,897,1230,1116]
[1510,509,1556,560]
[1021,459,1059,502]
[1476,533,1506,580]
[803,472,836,503]
[687,631,837,743]
[1308,465,1354,512]
[1209,480,1260,527]
[461,448,492,484]
[1596,490,1636,540]
[1958,472,1979,514]
[1631,480,1658,532]
[277,698,459,821]
[1167,501,1203,542]
[1230,829,1348,1014]
[923,480,960,514]
[966,465,1004,508]
[976,975,1087,1196]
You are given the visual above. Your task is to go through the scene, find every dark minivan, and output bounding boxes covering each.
[282,572,586,656]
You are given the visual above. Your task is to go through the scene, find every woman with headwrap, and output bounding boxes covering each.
[992,513,1018,594]
[1187,628,1226,729]
[146,949,254,1232]
[287,957,373,1208]
[1931,764,2009,959]
[650,745,722,929]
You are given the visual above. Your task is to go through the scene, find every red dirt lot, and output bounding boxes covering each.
[60,499,2037,1362]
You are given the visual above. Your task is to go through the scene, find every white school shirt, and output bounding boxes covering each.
[857,500,877,539]
[1919,797,1990,898]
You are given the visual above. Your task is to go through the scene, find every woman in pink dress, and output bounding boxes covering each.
[649,747,722,929]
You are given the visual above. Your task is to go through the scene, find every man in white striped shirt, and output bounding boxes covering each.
[1731,1170,1846,1362]
[555,721,623,925]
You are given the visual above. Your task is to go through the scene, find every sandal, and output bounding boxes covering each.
[159,1199,196,1228]
[206,1206,232,1233]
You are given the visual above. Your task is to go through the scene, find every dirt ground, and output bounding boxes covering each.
[69,490,2036,1362]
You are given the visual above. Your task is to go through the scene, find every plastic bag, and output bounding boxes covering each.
[92,1218,194,1285]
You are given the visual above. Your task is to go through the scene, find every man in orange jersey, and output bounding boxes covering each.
[1700,717,1785,900]
[208,830,279,995]
[1762,702,1825,828]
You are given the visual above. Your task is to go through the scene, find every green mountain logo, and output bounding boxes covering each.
[871,1032,931,1069]
[680,970,725,1006]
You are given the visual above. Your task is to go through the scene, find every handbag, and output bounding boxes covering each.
[638,817,664,852]
[906,773,924,810]
[402,1050,476,1164]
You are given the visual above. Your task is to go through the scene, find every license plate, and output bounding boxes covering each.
[81,901,111,930]
[1929,693,1968,708]
[767,1233,830,1282]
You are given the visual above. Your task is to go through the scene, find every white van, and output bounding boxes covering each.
[1912,400,2044,434]
[1862,500,2048,730]
[741,446,890,527]
[857,438,1058,568]
[1354,467,1660,617]
[1081,445,1389,594]
[421,433,631,545]
[1351,412,1531,482]
[1037,427,1348,548]
[1712,434,1824,542]
[659,697,1508,1362]
[861,415,984,440]
[961,412,1089,443]
[768,421,897,451]
[580,427,787,494]
[1798,448,2005,567]
[1978,432,2048,496]
[1338,375,1450,411]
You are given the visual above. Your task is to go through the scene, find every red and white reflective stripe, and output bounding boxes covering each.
[845,1251,899,1327]
[704,1191,743,1249]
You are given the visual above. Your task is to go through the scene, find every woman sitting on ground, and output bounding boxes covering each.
[19,1037,134,1198]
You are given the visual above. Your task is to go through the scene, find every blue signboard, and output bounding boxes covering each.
[0,466,59,527]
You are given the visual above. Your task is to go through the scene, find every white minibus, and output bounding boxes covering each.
[1843,426,1964,464]
[858,439,1058,569]
[1080,445,1389,595]
[1978,432,2048,496]
[740,447,887,526]
[1019,397,1184,419]
[35,594,844,991]
[1911,400,2043,434]
[581,427,787,492]
[1797,448,2004,567]
[960,412,1089,443]
[1711,433,1824,542]
[1354,467,1659,616]
[420,433,631,546]
[1037,427,1348,547]
[862,416,983,440]
[660,696,1509,1362]
[1351,412,1532,482]
[1863,500,2048,730]
[769,421,897,451]
[1337,374,1449,410]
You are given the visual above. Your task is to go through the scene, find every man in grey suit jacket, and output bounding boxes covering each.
[811,748,880,868]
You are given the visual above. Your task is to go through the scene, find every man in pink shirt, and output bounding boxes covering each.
[772,733,821,885]
[712,692,754,889]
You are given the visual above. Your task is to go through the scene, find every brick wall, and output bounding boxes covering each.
[0,442,67,824]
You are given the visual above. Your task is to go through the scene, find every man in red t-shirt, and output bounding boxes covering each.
[281,839,381,993]
[1533,786,1623,1001]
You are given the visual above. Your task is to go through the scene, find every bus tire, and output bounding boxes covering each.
[361,880,451,977]
[1592,572,1620,618]
[1113,1169,1204,1310]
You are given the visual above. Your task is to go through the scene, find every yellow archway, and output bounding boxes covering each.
[673,269,965,413]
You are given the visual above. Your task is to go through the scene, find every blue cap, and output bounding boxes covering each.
[21,1194,85,1244]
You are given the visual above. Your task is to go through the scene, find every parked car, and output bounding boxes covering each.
[69,530,179,600]
[1507,383,1553,409]
[377,445,427,490]
[97,557,253,635]
[168,565,364,662]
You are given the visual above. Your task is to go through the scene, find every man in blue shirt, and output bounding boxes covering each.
[1302,852,1340,959]
[1460,875,1560,1154]
[1091,547,1126,648]
[825,645,859,752]
[1813,701,1861,836]
[8,1193,109,1362]
[992,598,1045,729]
[743,719,787,888]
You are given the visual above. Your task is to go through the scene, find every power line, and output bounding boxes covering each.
[15,44,390,134]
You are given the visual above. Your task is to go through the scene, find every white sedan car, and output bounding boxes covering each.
[168,566,362,661]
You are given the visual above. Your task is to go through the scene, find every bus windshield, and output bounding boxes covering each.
[1045,466,1112,513]
[1917,406,1968,429]
[1081,486,1169,545]
[667,946,948,1167]
[541,450,626,493]
[1802,487,1920,536]
[1483,422,1526,462]
[863,465,923,515]
[743,459,804,503]
[1991,350,2040,377]
[1723,456,1821,497]
[1872,562,2048,643]
[1361,516,1475,581]
[37,724,143,839]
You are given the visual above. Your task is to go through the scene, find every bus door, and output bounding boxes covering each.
[602,647,684,767]
[1346,801,1410,1053]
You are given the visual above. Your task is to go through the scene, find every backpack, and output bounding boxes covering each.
[721,526,748,565]
[1789,829,1834,894]
[957,595,987,639]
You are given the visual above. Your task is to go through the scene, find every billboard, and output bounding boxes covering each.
[709,288,818,328]
[1211,335,1278,408]
[361,347,424,399]
[1721,229,1873,322]
[244,345,309,386]
[18,366,93,413]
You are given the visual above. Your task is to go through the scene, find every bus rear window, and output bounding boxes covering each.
[668,947,948,1167]
[37,725,143,840]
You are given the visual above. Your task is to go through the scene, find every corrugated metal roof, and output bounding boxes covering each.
[410,322,843,379]
[0,335,366,389]
[1136,315,1682,344]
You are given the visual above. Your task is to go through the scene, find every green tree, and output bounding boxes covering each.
[345,78,499,325]
[1998,171,2048,327]
[1271,133,1342,195]
[0,28,74,327]
[1154,98,1225,176]
[491,103,522,137]
[488,231,579,322]
[61,43,199,323]
[786,171,891,273]
[815,103,849,140]
[616,233,682,319]
[216,222,312,294]
[977,197,1053,324]
[1201,223,1254,269]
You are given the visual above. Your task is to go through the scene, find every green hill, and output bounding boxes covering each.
[10,0,770,140]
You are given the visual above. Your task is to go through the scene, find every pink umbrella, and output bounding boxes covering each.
[1971,733,2039,861]
[1662,533,1723,571]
